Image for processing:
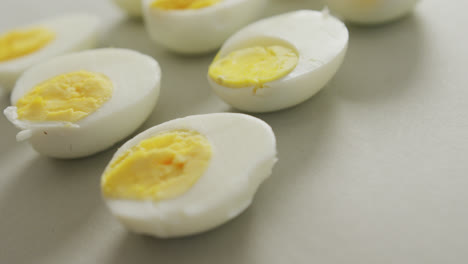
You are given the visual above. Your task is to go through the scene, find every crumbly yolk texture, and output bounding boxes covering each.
[102,130,212,201]
[208,45,299,89]
[16,71,113,123]
[151,0,221,10]
[0,26,55,62]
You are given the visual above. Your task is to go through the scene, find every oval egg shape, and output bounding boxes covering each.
[0,13,100,91]
[101,113,277,238]
[142,0,267,54]
[3,48,161,158]
[326,0,420,24]
[207,10,349,112]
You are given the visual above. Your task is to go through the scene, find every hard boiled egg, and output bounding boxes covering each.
[207,10,348,112]
[326,0,420,24]
[142,0,267,54]
[101,113,277,238]
[0,14,100,91]
[3,48,161,158]
[112,0,143,17]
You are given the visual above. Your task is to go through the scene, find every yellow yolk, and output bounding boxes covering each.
[102,130,212,201]
[16,71,113,123]
[208,45,298,90]
[151,0,221,10]
[0,26,55,62]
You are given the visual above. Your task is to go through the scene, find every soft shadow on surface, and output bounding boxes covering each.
[218,85,339,209]
[0,87,8,101]
[0,90,18,156]
[0,149,113,263]
[106,207,256,264]
[103,88,338,264]
[253,88,338,207]
[332,14,425,102]
[0,87,11,110]
[101,18,159,57]
[0,122,19,158]
[266,0,325,17]
[102,18,227,131]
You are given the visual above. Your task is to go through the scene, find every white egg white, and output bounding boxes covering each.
[102,113,277,238]
[326,0,420,24]
[3,48,161,158]
[142,0,267,54]
[0,14,100,91]
[113,0,143,17]
[208,10,349,112]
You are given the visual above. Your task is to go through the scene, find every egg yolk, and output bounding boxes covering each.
[151,0,221,10]
[16,71,113,123]
[0,26,55,62]
[102,130,212,201]
[208,45,298,90]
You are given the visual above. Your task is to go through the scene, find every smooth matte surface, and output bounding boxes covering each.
[1,0,467,263]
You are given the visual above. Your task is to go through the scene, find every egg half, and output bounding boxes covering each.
[113,0,143,17]
[207,10,348,112]
[101,113,277,238]
[142,0,267,54]
[0,14,100,91]
[3,48,161,158]
[326,0,420,24]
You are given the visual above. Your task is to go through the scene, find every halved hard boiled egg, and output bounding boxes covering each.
[101,113,277,238]
[112,0,143,17]
[3,48,161,158]
[0,14,100,91]
[142,0,267,54]
[326,0,420,24]
[207,10,349,112]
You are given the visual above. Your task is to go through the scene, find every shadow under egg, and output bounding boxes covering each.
[101,17,228,131]
[0,92,21,157]
[0,151,112,263]
[265,0,326,17]
[103,199,258,264]
[101,17,156,56]
[331,13,426,103]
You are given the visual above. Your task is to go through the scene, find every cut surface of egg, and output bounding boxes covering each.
[207,10,349,112]
[101,113,277,238]
[113,0,143,17]
[0,14,100,91]
[3,48,161,158]
[326,0,420,24]
[142,0,267,54]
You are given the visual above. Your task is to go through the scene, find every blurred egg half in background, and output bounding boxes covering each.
[142,0,267,54]
[326,0,420,24]
[0,14,100,91]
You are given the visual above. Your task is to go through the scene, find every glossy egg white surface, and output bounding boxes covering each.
[4,48,161,158]
[3,0,468,263]
[102,113,277,238]
[142,0,267,54]
[0,14,100,91]
[326,0,420,24]
[208,10,349,113]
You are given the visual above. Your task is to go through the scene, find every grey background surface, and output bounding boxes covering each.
[1,0,467,263]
